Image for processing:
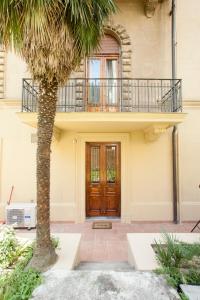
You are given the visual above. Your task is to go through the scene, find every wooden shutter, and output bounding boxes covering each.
[97,34,120,55]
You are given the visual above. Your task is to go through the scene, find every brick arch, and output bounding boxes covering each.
[74,23,132,111]
[104,23,132,78]
[76,23,132,79]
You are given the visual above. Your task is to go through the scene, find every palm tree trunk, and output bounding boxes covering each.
[29,76,58,271]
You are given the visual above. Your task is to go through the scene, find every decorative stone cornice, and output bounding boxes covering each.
[144,0,163,18]
[0,99,21,107]
[183,100,200,108]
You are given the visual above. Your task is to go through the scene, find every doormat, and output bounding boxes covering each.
[92,221,112,229]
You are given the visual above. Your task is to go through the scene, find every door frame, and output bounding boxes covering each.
[74,133,131,223]
[85,142,121,217]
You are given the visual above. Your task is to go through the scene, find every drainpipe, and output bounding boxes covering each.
[171,0,180,224]
[172,125,180,224]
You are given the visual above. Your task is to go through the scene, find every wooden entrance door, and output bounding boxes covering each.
[86,142,121,217]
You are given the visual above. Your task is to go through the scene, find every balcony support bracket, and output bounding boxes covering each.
[144,124,168,142]
[144,0,163,18]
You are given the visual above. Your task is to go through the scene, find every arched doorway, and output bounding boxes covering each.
[86,34,121,112]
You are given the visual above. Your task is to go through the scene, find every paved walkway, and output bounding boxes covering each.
[49,221,196,262]
[29,222,195,300]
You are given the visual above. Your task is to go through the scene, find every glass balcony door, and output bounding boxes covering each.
[87,56,119,111]
[88,58,102,107]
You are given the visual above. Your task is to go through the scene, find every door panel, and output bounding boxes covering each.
[86,142,121,217]
[86,145,102,216]
[104,144,120,215]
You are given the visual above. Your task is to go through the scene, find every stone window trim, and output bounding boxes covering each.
[76,23,132,79]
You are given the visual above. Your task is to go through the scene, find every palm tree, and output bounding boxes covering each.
[0,0,116,271]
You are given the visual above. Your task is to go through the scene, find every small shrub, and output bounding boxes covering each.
[184,269,200,285]
[154,233,184,268]
[0,227,42,300]
[154,232,200,299]
[179,243,200,269]
[0,228,59,300]
[156,266,185,288]
[0,243,41,300]
[179,242,200,260]
[0,226,21,268]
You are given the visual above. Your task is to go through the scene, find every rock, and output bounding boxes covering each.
[180,284,200,300]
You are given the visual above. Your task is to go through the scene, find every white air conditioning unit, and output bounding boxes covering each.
[6,203,36,229]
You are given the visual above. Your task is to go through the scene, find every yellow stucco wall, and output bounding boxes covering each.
[179,105,200,220]
[130,130,173,221]
[177,0,200,100]
[0,105,36,219]
[0,0,200,222]
[0,103,200,222]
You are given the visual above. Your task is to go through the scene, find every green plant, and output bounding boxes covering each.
[0,267,42,300]
[179,292,189,300]
[154,233,184,268]
[179,243,200,268]
[184,269,200,285]
[154,233,200,299]
[0,227,20,268]
[179,242,200,258]
[17,245,34,270]
[0,227,42,300]
[51,236,60,249]
[0,241,41,300]
[155,267,185,288]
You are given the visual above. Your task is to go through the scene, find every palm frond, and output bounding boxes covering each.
[0,0,117,83]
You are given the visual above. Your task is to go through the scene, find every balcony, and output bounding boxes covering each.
[22,78,182,113]
[18,78,185,141]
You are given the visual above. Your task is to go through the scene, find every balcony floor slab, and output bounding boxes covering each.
[17,112,186,135]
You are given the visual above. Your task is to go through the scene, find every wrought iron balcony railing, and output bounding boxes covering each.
[22,78,182,113]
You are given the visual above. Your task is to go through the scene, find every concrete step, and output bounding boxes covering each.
[32,270,180,300]
[75,261,134,271]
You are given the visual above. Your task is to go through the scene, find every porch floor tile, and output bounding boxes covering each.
[49,221,197,262]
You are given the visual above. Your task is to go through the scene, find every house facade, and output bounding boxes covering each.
[0,0,199,223]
